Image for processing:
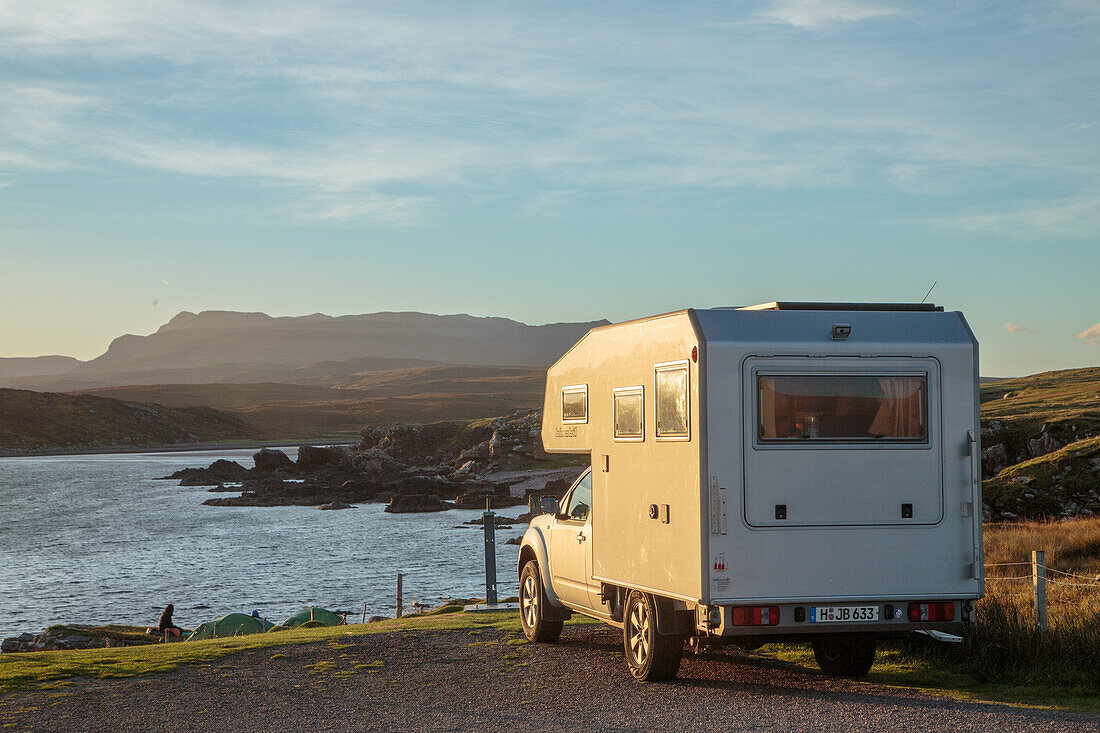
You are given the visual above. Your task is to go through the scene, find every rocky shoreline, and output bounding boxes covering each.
[163,410,586,513]
[161,404,1100,521]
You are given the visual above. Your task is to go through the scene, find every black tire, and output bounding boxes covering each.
[622,591,684,682]
[811,636,877,677]
[519,560,563,643]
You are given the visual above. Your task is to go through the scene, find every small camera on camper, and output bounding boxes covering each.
[831,323,852,340]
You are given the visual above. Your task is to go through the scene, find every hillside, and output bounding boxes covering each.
[77,366,545,437]
[981,367,1100,520]
[0,356,81,380]
[0,389,257,454]
[0,311,605,391]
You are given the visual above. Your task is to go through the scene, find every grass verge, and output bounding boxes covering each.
[0,611,593,693]
[762,641,1100,713]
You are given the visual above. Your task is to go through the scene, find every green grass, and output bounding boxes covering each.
[0,610,596,693]
[981,367,1100,429]
[6,542,1099,714]
[762,642,1100,712]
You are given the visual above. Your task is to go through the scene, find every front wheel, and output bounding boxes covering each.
[812,636,877,677]
[622,591,683,682]
[519,560,563,643]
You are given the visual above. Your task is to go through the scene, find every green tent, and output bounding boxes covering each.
[280,607,342,628]
[186,613,274,641]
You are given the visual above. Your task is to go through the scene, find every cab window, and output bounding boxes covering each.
[564,473,592,522]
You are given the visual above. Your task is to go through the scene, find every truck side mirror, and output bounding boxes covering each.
[539,496,560,515]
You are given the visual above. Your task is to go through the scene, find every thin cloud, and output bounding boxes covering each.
[1004,322,1037,334]
[943,197,1100,239]
[1079,322,1100,346]
[0,2,1096,227]
[309,194,429,224]
[754,0,905,29]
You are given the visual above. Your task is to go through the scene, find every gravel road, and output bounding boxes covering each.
[1,623,1096,732]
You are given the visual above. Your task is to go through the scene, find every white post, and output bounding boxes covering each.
[1032,550,1047,631]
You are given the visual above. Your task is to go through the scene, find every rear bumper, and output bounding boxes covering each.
[698,600,973,639]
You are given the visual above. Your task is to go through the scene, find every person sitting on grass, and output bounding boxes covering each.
[158,603,182,638]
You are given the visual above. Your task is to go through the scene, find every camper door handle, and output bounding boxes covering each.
[576,534,587,543]
[967,430,980,492]
[967,430,982,580]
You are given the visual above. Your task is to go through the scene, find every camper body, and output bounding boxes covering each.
[518,303,983,680]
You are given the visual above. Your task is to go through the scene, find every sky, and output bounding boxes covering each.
[0,0,1097,376]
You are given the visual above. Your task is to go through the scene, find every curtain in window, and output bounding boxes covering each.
[869,377,922,437]
[759,378,777,439]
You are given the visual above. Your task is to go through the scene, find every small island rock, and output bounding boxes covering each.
[384,494,449,513]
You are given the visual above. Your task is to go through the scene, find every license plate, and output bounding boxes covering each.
[808,605,879,623]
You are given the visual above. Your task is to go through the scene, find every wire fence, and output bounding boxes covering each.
[980,550,1098,631]
[983,561,1099,588]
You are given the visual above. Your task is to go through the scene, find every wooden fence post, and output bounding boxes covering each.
[362,603,367,625]
[396,573,404,618]
[1032,549,1047,631]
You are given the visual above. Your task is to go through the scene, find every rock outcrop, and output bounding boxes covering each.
[170,409,581,511]
[385,494,449,513]
[253,448,296,473]
[163,459,250,486]
[2,625,159,653]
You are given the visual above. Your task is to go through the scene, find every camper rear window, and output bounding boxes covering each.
[562,385,588,423]
[757,375,927,442]
[655,363,690,439]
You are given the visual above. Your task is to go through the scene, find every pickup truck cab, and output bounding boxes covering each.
[519,467,690,681]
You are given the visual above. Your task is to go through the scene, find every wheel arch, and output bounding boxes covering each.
[518,527,564,609]
[650,592,693,636]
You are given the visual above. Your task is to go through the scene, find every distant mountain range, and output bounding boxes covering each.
[0,310,608,391]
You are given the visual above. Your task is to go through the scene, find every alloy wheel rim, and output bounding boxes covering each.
[628,602,650,666]
[522,575,538,628]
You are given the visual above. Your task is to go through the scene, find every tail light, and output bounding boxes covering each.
[907,602,955,622]
[731,606,780,626]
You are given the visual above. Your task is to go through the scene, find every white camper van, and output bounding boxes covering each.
[518,303,983,681]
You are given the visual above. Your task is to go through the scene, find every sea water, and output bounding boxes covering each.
[0,448,522,636]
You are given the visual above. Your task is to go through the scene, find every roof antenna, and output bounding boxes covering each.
[920,281,937,304]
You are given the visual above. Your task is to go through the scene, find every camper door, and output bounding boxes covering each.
[742,356,943,527]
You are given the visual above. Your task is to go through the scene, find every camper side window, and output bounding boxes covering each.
[655,362,690,439]
[613,388,644,440]
[561,385,588,423]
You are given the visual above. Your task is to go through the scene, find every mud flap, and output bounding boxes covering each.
[652,595,692,636]
[544,604,573,621]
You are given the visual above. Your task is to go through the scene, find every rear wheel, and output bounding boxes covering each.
[812,636,877,677]
[622,591,683,681]
[519,560,563,643]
